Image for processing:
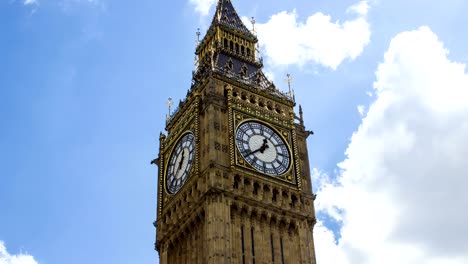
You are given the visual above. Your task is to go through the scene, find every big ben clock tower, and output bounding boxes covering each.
[153,0,317,263]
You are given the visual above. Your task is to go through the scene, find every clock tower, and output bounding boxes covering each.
[153,0,317,263]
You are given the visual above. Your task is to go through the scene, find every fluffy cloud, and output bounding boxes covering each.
[254,1,371,69]
[23,0,38,5]
[314,26,468,263]
[0,241,38,264]
[189,0,216,17]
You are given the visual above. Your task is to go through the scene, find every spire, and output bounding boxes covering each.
[210,0,256,39]
[190,0,295,105]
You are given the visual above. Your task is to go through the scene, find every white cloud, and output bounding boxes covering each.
[23,0,38,5]
[189,0,216,17]
[253,1,371,69]
[314,26,468,263]
[347,0,370,16]
[357,105,366,116]
[0,241,38,264]
[58,0,107,13]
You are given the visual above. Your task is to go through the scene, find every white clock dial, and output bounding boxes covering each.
[166,132,195,194]
[236,121,291,176]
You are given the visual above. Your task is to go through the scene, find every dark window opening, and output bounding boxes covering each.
[253,182,259,195]
[251,227,256,264]
[291,195,298,208]
[271,234,275,263]
[234,175,240,189]
[280,237,285,264]
[272,189,278,202]
[241,225,245,264]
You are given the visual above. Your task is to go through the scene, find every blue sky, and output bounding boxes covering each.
[1,0,467,263]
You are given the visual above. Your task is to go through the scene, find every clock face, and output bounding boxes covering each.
[236,121,291,176]
[166,132,195,194]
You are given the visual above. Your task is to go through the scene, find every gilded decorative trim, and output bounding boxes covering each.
[226,84,235,171]
[291,125,302,191]
[157,133,166,217]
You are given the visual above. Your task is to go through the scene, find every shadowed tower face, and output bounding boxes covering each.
[153,1,318,263]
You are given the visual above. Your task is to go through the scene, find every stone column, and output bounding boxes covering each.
[159,243,168,264]
[205,193,232,264]
[272,223,281,264]
[243,215,253,263]
[231,212,241,263]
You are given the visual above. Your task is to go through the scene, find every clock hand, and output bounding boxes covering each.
[178,151,185,170]
[245,138,269,156]
[259,138,269,153]
[175,150,185,177]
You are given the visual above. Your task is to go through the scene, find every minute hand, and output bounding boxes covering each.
[244,139,269,156]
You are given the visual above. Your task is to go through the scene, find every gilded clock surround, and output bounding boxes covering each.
[234,117,295,182]
[157,94,201,214]
[164,131,196,194]
[154,1,317,263]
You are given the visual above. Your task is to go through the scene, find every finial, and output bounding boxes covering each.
[208,45,216,70]
[217,4,222,21]
[250,17,257,35]
[196,28,201,46]
[166,97,173,121]
[299,105,304,126]
[194,28,201,72]
[286,73,295,101]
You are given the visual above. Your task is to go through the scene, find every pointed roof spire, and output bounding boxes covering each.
[210,0,256,39]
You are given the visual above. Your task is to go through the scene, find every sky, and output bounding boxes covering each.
[1,0,467,263]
